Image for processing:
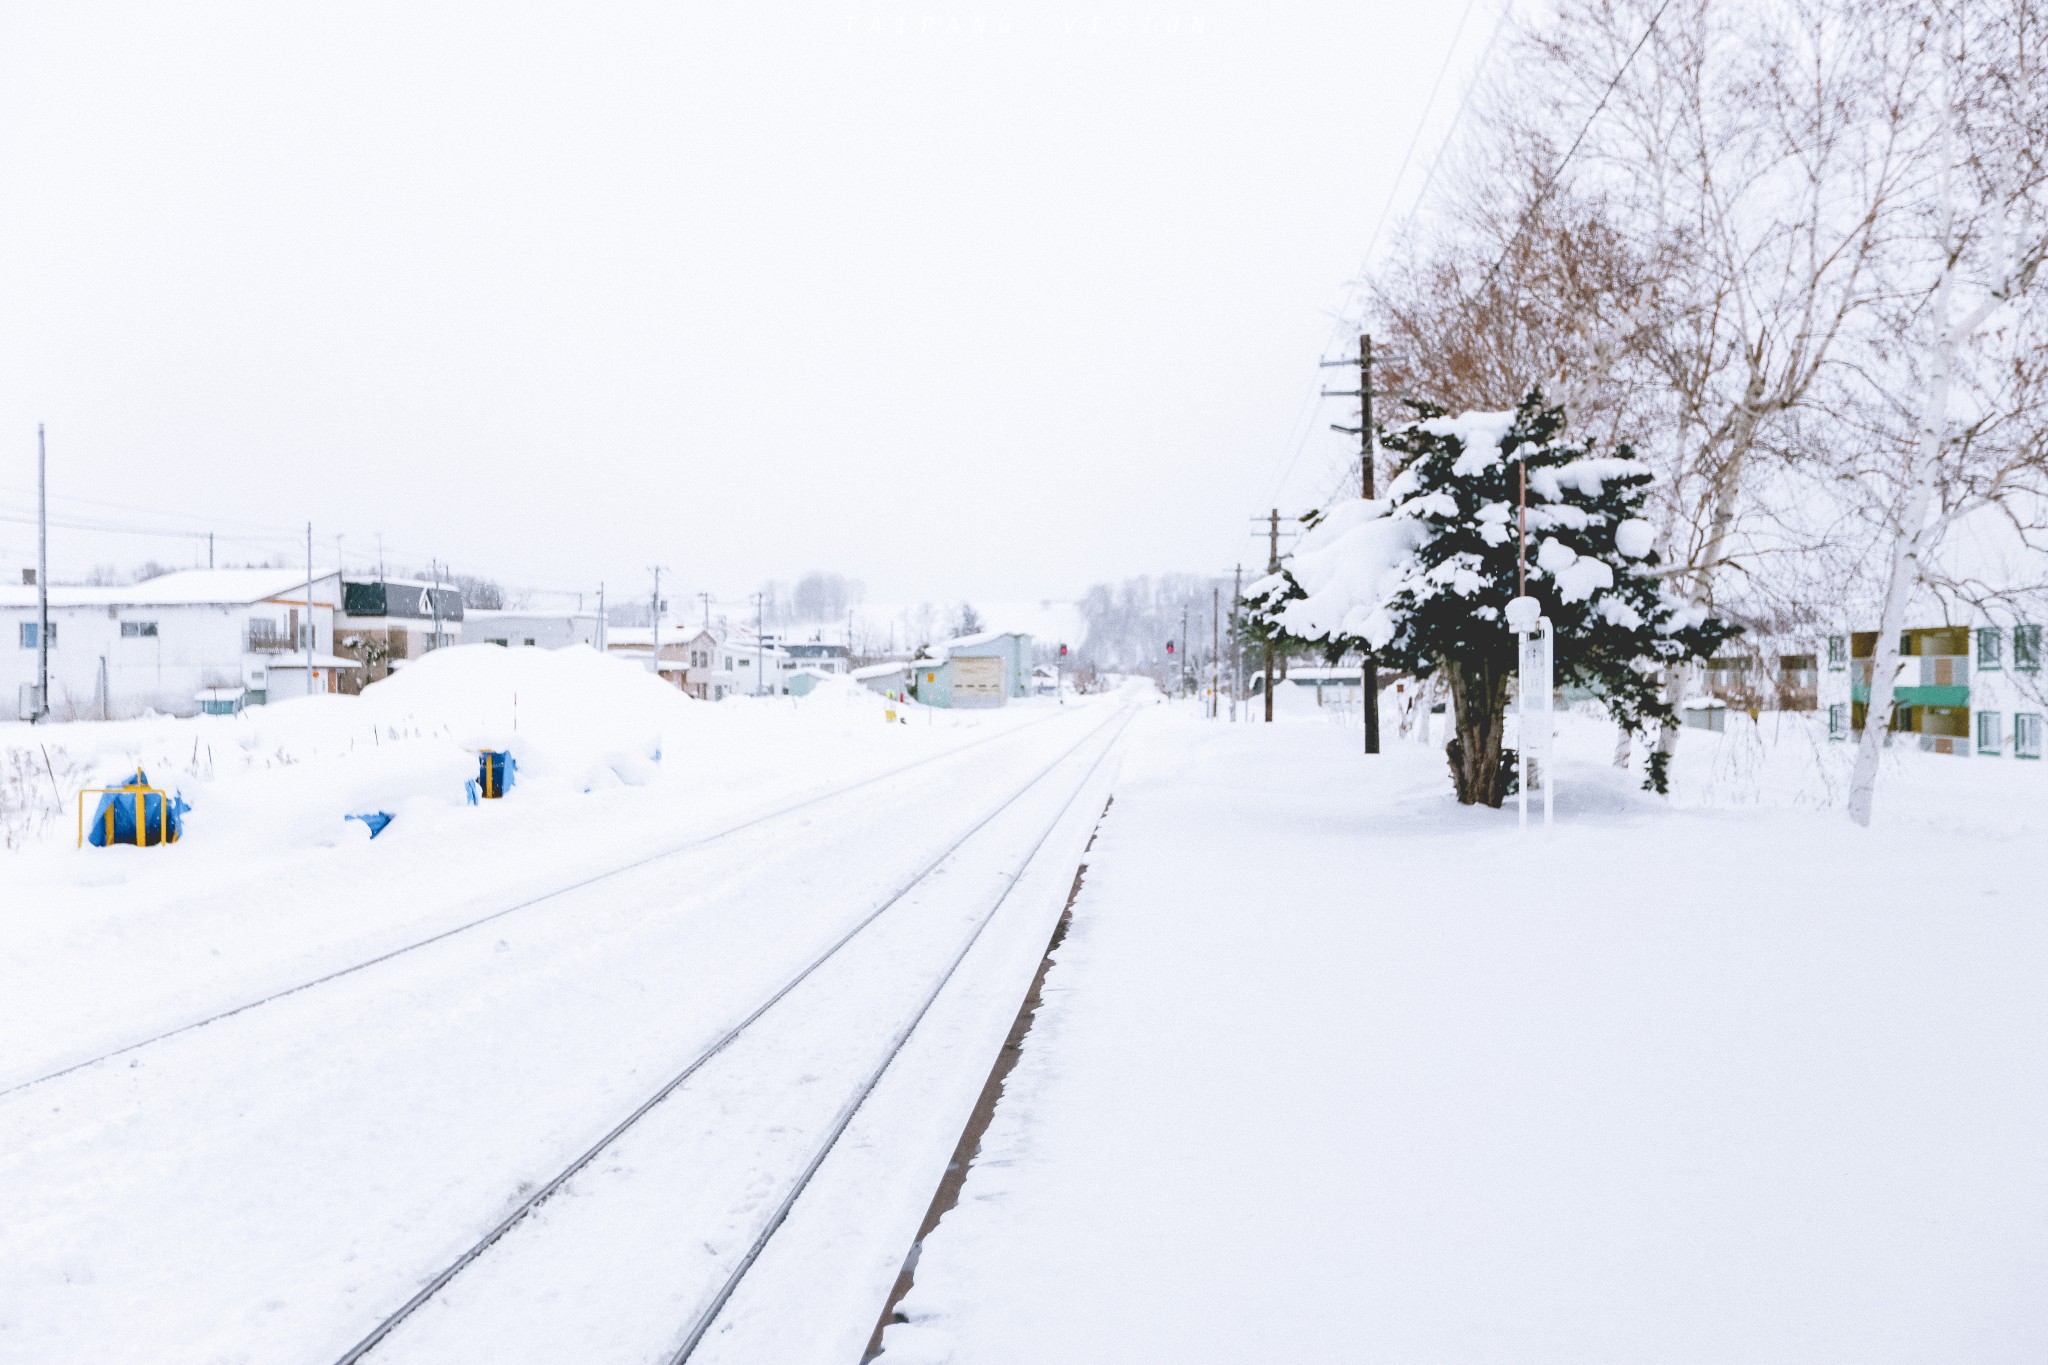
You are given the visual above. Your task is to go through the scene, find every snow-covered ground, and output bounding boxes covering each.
[0,648,1138,1362]
[881,696,2048,1363]
[8,650,2044,1362]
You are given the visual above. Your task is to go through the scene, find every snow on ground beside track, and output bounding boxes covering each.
[881,699,2048,1364]
[0,646,1055,1084]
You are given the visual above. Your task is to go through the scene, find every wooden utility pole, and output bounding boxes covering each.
[1231,565,1242,722]
[1180,603,1190,698]
[1359,335,1380,754]
[1264,508,1279,722]
[650,567,663,680]
[1324,334,1383,753]
[1196,581,1212,720]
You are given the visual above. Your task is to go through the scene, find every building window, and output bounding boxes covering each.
[524,637,537,647]
[1827,703,1847,739]
[2016,713,2043,760]
[489,638,509,647]
[2016,624,2042,672]
[19,621,54,648]
[1826,635,1846,670]
[120,620,159,638]
[1977,627,2003,670]
[1978,710,2003,755]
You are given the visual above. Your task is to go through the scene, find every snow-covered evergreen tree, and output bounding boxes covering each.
[1245,390,1735,806]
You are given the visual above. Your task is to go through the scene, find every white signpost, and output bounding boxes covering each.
[1506,595,1554,829]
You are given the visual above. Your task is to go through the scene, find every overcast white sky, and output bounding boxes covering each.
[0,0,1498,609]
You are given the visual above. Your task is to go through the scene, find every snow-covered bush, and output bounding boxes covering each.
[1246,390,1735,806]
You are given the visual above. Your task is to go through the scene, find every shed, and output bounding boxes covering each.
[785,667,836,698]
[852,661,912,700]
[911,631,1033,708]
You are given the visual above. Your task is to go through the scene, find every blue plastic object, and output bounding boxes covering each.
[87,770,187,847]
[346,811,394,839]
[476,750,516,799]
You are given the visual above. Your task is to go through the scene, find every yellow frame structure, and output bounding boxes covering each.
[77,782,177,849]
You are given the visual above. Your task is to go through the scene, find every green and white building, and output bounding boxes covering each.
[1816,622,2043,758]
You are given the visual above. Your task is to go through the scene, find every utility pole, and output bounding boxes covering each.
[1324,333,1381,753]
[304,522,315,696]
[1264,509,1279,722]
[754,592,765,695]
[1211,586,1220,720]
[699,592,711,632]
[597,582,607,652]
[207,532,215,570]
[1181,603,1190,699]
[1230,564,1242,723]
[34,425,49,724]
[650,567,663,680]
[429,558,442,654]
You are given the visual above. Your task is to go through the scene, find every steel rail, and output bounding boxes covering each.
[664,707,1133,1364]
[330,702,1134,1365]
[0,704,1087,1102]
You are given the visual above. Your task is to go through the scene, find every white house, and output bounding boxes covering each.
[465,609,603,651]
[3,567,348,720]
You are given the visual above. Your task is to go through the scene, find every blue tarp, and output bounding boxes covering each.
[87,770,187,847]
[346,811,394,839]
[476,750,516,799]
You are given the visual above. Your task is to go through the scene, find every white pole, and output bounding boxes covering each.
[1542,618,1555,827]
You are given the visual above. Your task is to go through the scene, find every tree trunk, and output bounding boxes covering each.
[1443,658,1511,807]
[1847,475,1937,827]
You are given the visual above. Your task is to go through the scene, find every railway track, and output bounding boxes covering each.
[331,702,1135,1365]
[0,703,1090,1101]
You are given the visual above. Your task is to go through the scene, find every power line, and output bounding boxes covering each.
[1471,0,1675,301]
[1256,0,1512,514]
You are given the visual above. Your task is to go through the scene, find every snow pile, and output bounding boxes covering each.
[1263,499,1426,648]
[354,643,691,793]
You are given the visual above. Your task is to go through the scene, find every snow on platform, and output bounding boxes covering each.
[880,704,2048,1364]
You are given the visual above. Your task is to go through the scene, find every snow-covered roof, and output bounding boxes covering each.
[851,661,911,680]
[604,626,718,647]
[0,567,341,609]
[915,629,1030,661]
[261,652,364,670]
[466,608,598,622]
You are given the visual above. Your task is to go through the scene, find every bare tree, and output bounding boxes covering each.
[1846,0,2048,824]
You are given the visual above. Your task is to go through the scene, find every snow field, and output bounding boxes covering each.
[0,677,1127,1362]
[881,703,2048,1364]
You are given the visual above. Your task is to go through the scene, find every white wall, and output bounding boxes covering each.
[2,578,338,720]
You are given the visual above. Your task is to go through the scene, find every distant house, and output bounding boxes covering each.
[464,609,601,651]
[853,660,913,701]
[2,566,349,720]
[909,631,1033,708]
[722,634,795,696]
[1699,651,1820,714]
[337,578,465,693]
[603,625,697,692]
[1816,623,2043,758]
[784,641,852,675]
